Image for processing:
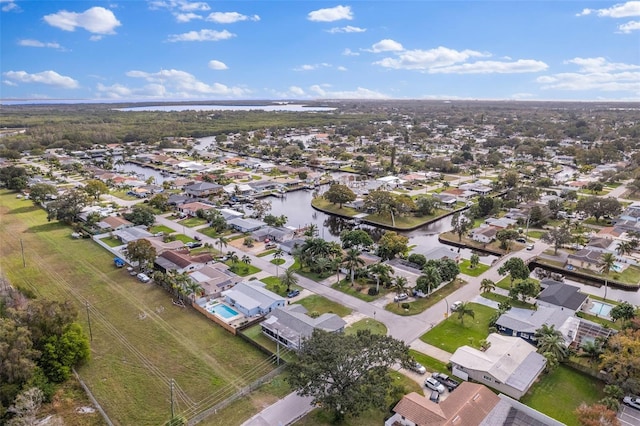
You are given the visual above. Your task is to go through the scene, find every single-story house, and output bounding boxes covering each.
[154,249,215,274]
[97,215,133,231]
[217,208,244,221]
[279,238,306,255]
[423,246,460,262]
[179,201,216,217]
[387,381,564,426]
[567,249,607,272]
[471,226,498,244]
[484,217,517,229]
[495,305,575,345]
[433,193,457,207]
[184,182,223,198]
[113,226,153,244]
[227,217,266,233]
[261,305,346,350]
[221,281,285,317]
[188,264,242,298]
[167,194,191,206]
[449,333,546,400]
[251,226,295,243]
[537,281,588,311]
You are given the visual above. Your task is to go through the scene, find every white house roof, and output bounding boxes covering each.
[222,281,283,311]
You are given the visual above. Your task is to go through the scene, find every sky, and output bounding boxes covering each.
[1,0,639,102]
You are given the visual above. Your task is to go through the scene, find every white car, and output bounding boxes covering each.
[450,301,463,312]
[425,377,446,394]
[409,362,426,374]
[394,293,409,302]
[623,395,640,410]
[137,273,151,283]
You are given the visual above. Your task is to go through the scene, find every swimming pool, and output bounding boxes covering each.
[208,304,240,319]
[589,301,613,317]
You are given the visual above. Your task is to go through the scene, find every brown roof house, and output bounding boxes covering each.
[386,382,564,426]
[449,333,546,400]
[154,249,215,274]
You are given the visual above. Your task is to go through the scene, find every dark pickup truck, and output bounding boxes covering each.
[432,372,460,392]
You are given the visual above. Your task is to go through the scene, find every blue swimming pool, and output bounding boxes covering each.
[208,304,239,319]
[589,301,613,317]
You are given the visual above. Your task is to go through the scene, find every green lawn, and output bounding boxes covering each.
[363,210,448,229]
[331,279,387,302]
[0,190,276,426]
[386,278,467,316]
[271,258,285,265]
[310,198,359,217]
[100,236,123,247]
[178,217,208,227]
[345,318,387,336]
[295,295,352,317]
[409,349,448,375]
[521,365,605,426]
[197,227,228,239]
[260,276,301,297]
[479,291,536,310]
[458,259,490,277]
[173,233,196,243]
[420,303,496,353]
[239,325,297,363]
[257,249,277,257]
[227,262,261,276]
[110,190,138,201]
[148,224,175,234]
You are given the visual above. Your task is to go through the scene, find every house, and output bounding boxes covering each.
[567,249,606,272]
[484,217,517,229]
[449,333,546,400]
[97,215,133,231]
[537,280,588,311]
[179,201,216,217]
[251,226,295,243]
[495,305,576,345]
[188,263,242,297]
[386,381,562,426]
[470,226,497,244]
[154,249,215,274]
[423,246,460,262]
[221,281,285,317]
[112,226,153,244]
[260,305,346,350]
[433,193,457,207]
[184,181,223,198]
[279,238,306,254]
[227,217,266,233]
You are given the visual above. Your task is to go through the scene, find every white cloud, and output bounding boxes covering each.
[208,60,228,70]
[567,57,640,72]
[618,20,640,32]
[18,39,62,49]
[1,0,19,12]
[3,80,18,87]
[511,93,536,99]
[327,25,366,33]
[579,1,640,18]
[121,68,250,98]
[309,84,388,99]
[428,59,548,74]
[537,57,640,95]
[44,6,121,35]
[148,1,210,12]
[289,86,305,96]
[294,63,331,71]
[342,48,359,56]
[337,66,347,71]
[375,46,487,70]
[370,39,404,53]
[179,1,210,12]
[175,12,202,23]
[167,29,235,42]
[3,70,79,88]
[308,5,353,22]
[206,12,260,23]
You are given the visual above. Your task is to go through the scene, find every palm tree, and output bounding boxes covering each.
[280,269,299,293]
[456,302,475,325]
[216,236,229,255]
[313,257,331,276]
[580,339,604,365]
[599,252,616,301]
[304,223,318,237]
[537,333,568,361]
[616,240,633,257]
[342,248,364,286]
[273,248,284,276]
[368,262,394,293]
[480,279,496,294]
[227,251,239,265]
[470,253,480,269]
[393,276,409,306]
[331,255,343,284]
[418,265,441,296]
[185,281,203,303]
[534,324,561,341]
[241,255,251,265]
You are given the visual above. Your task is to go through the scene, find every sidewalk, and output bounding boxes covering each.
[409,340,452,363]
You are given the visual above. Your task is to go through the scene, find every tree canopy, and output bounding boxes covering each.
[287,329,411,422]
[324,183,356,208]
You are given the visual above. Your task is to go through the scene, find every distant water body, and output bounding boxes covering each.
[116,104,336,112]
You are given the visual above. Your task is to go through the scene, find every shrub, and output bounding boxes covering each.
[368,288,379,296]
[401,303,410,310]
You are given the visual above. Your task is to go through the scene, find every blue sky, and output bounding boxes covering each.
[1,0,639,102]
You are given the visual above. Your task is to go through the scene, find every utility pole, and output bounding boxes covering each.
[85,301,93,341]
[170,378,175,420]
[20,238,25,267]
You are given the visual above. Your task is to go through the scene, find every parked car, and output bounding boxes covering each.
[526,244,535,250]
[287,289,300,298]
[429,390,440,403]
[623,395,640,410]
[516,237,527,243]
[194,235,201,241]
[412,289,427,298]
[432,372,460,391]
[394,293,409,302]
[186,241,202,248]
[137,273,151,283]
[450,300,463,312]
[408,362,426,374]
[265,242,277,249]
[424,377,446,394]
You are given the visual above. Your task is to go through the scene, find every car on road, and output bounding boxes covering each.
[450,300,463,312]
[186,241,202,248]
[425,377,446,394]
[516,237,527,243]
[394,293,409,302]
[408,362,426,374]
[526,244,535,250]
[623,395,640,410]
[287,289,300,298]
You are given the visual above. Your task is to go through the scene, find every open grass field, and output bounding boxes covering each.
[521,365,605,426]
[345,318,387,335]
[420,303,496,353]
[295,295,352,317]
[0,191,278,426]
[458,259,490,277]
[149,224,175,234]
[386,278,467,316]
